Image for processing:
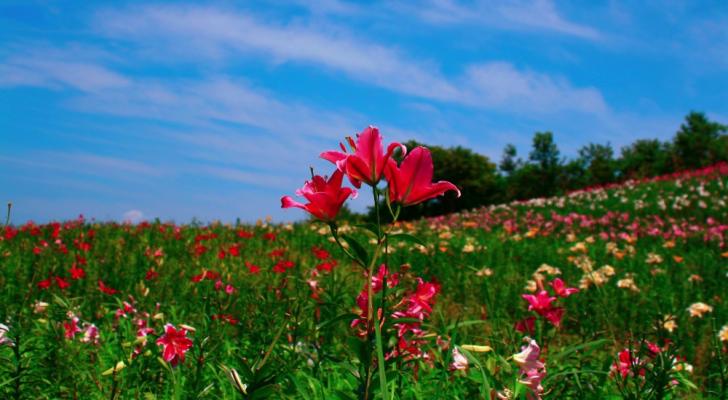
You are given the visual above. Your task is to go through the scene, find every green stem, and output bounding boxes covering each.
[369,187,388,398]
[13,335,22,400]
[257,319,288,371]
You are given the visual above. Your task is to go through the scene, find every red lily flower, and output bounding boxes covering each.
[612,348,644,378]
[64,316,81,339]
[145,268,159,281]
[156,323,193,366]
[70,264,86,280]
[98,280,119,295]
[37,277,52,290]
[237,229,254,238]
[311,246,330,260]
[384,147,460,206]
[515,316,536,334]
[55,276,70,290]
[281,169,356,221]
[321,126,406,188]
[245,261,260,274]
[316,260,337,272]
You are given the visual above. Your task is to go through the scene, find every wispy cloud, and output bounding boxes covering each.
[196,165,299,190]
[0,46,130,92]
[398,0,602,40]
[460,62,607,114]
[93,4,606,115]
[68,76,359,141]
[0,152,163,179]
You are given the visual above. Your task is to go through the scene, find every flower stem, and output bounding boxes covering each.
[369,187,388,398]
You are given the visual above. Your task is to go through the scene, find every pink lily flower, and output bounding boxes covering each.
[384,147,460,206]
[522,290,557,315]
[80,324,100,344]
[156,324,193,367]
[321,126,406,188]
[450,347,469,371]
[281,169,357,221]
[543,307,565,327]
[513,338,547,400]
[550,278,579,298]
[513,339,544,371]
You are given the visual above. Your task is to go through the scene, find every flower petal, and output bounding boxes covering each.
[281,196,306,210]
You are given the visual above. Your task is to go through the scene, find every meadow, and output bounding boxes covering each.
[1,136,727,399]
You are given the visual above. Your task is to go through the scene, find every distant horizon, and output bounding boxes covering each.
[2,1,727,223]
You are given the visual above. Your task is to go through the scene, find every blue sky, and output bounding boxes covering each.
[1,1,727,223]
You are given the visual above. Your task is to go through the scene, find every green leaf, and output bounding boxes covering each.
[341,234,370,265]
[457,346,492,397]
[355,223,380,238]
[551,339,609,362]
[387,233,424,246]
[444,320,488,331]
[316,313,358,331]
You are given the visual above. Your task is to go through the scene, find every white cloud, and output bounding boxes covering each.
[122,209,144,223]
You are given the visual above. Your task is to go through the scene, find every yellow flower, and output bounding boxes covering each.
[719,325,728,342]
[662,315,677,333]
[616,274,640,293]
[687,302,713,318]
[570,242,588,253]
[646,253,663,265]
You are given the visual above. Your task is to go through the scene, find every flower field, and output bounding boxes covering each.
[1,133,727,398]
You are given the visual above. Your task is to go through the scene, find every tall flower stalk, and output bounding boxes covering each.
[282,126,459,398]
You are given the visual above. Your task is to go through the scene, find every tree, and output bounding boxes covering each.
[528,131,562,197]
[499,144,520,175]
[673,112,727,169]
[559,159,588,191]
[578,143,616,186]
[529,132,560,171]
[619,139,673,179]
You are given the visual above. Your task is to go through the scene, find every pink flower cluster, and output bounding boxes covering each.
[282,126,460,221]
[63,312,100,345]
[518,278,578,331]
[350,265,440,361]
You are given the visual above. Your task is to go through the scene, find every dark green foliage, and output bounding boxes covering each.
[499,144,520,176]
[672,111,727,169]
[619,139,674,179]
[578,143,616,186]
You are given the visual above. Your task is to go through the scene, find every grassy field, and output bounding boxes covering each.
[1,163,727,399]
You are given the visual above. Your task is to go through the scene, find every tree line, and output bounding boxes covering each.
[340,112,727,222]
